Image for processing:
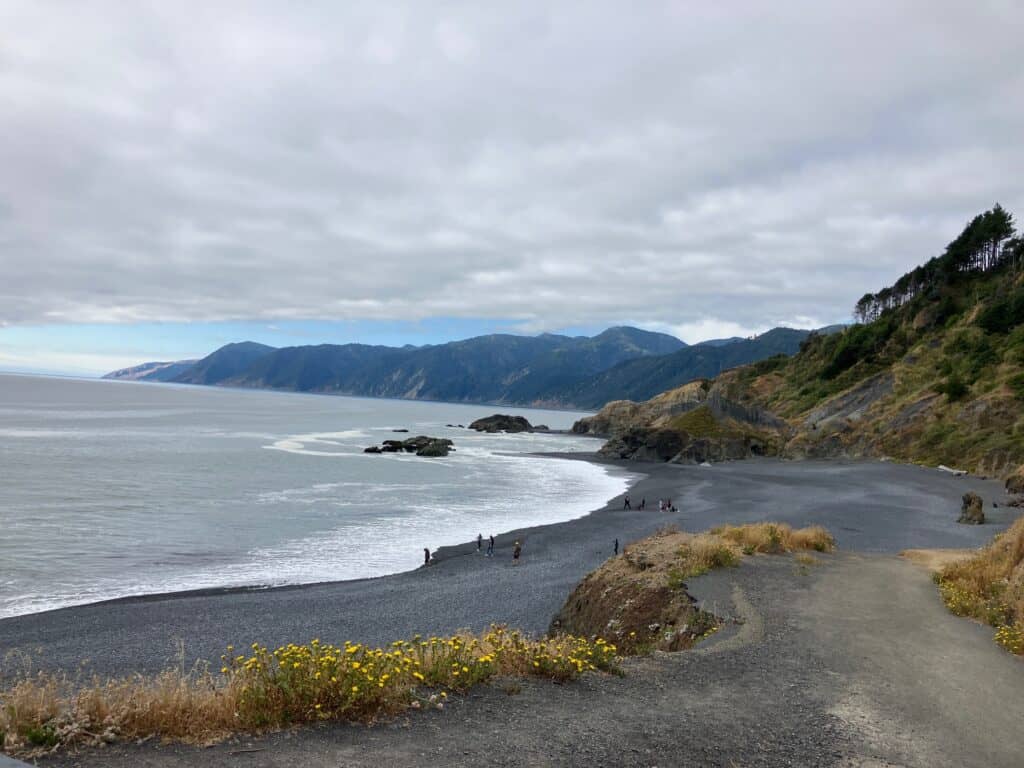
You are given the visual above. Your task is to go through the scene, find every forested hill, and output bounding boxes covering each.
[574,205,1024,485]
[103,325,817,409]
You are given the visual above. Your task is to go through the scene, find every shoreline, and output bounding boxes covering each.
[0,445,629,623]
[0,455,1013,682]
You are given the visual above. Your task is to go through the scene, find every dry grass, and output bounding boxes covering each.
[709,522,835,554]
[553,521,835,654]
[935,515,1024,655]
[900,548,976,573]
[0,627,617,756]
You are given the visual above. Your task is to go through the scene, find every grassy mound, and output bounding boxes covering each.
[551,523,835,654]
[935,515,1024,655]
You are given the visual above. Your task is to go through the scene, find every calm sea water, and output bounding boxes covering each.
[0,374,632,619]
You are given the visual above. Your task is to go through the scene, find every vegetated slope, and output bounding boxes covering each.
[105,323,821,409]
[173,342,278,385]
[553,327,817,409]
[104,324,822,408]
[577,205,1024,481]
[215,327,688,403]
[101,360,198,382]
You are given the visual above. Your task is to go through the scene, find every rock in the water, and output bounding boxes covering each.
[402,435,453,452]
[533,424,550,432]
[392,428,409,433]
[365,435,453,457]
[415,439,452,457]
[958,492,985,524]
[468,414,534,433]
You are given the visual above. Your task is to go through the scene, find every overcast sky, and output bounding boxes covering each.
[2,1,1023,373]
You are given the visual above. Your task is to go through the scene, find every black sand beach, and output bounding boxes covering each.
[0,456,1010,681]
[5,455,1024,767]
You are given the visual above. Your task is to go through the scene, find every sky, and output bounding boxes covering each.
[2,2,1023,375]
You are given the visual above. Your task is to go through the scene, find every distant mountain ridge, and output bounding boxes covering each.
[104,325,826,409]
[102,359,198,382]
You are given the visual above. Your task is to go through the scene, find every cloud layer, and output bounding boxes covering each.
[2,1,1022,338]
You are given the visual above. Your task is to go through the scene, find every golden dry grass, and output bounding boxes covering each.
[709,522,835,554]
[935,515,1024,655]
[554,521,835,654]
[900,548,976,573]
[0,627,617,756]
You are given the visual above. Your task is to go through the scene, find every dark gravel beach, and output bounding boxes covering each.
[0,456,1009,681]
[4,455,1024,767]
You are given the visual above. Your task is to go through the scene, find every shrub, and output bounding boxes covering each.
[935,516,1024,656]
[977,288,1024,334]
[1009,373,1024,400]
[937,374,969,401]
[943,331,999,381]
[821,320,895,380]
[0,627,619,755]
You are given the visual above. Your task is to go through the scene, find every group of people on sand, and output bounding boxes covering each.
[623,495,677,513]
[424,534,521,567]
[424,489,679,571]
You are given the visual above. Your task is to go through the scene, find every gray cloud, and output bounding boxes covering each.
[1,0,1022,341]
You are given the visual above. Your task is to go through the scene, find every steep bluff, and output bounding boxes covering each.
[575,206,1024,486]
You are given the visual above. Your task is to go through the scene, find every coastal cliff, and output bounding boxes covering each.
[575,206,1024,485]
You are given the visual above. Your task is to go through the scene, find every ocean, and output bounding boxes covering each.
[0,374,631,619]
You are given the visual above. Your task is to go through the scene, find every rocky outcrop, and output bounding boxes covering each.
[573,378,784,464]
[364,435,454,457]
[598,427,769,464]
[802,372,894,428]
[1006,466,1024,494]
[598,428,687,462]
[958,492,985,525]
[414,439,453,457]
[469,414,534,433]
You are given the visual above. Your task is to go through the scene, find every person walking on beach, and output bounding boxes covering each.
[423,547,431,566]
[614,538,619,555]
[477,533,483,553]
[512,540,522,564]
[623,495,631,510]
[640,497,646,511]
[487,535,495,556]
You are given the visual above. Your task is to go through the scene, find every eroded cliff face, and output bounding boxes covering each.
[575,342,1024,485]
[572,379,787,464]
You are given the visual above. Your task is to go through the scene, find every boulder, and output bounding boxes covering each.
[468,414,534,433]
[365,435,454,457]
[533,424,550,432]
[1006,465,1024,494]
[402,435,453,452]
[958,492,985,525]
[416,439,453,457]
[598,428,686,462]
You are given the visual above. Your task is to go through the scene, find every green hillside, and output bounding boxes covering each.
[577,205,1024,483]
